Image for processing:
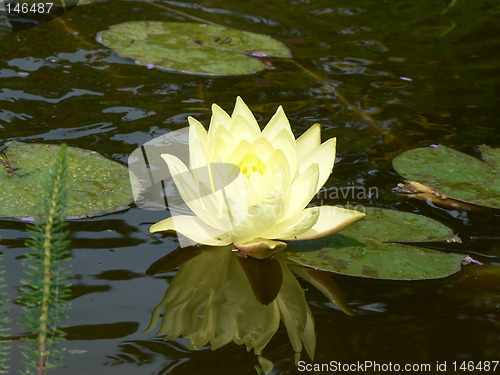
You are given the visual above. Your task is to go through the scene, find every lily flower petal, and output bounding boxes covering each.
[208,103,231,139]
[235,238,287,259]
[298,137,336,193]
[296,123,321,158]
[188,117,209,171]
[261,206,319,240]
[188,116,208,150]
[262,106,294,142]
[286,163,319,217]
[279,206,366,241]
[232,96,261,134]
[162,154,230,229]
[230,114,261,145]
[251,136,276,164]
[266,148,292,184]
[271,128,298,180]
[232,190,285,243]
[150,215,232,246]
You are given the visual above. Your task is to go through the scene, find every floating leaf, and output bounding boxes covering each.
[392,144,500,209]
[0,142,132,219]
[96,21,291,76]
[286,207,470,280]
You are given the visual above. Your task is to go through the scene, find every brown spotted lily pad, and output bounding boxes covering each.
[96,21,291,76]
[286,207,470,280]
[0,142,132,219]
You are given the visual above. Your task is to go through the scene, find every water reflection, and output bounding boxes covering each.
[145,246,347,373]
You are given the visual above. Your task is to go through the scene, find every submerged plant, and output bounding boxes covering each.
[19,144,71,374]
[0,250,11,374]
[150,97,365,258]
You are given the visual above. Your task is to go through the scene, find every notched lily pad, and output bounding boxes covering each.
[392,144,500,210]
[0,142,133,219]
[286,207,470,280]
[96,21,291,76]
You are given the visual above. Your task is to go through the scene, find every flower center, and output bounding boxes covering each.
[238,153,267,177]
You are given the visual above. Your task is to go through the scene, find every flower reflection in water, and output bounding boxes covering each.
[145,246,351,373]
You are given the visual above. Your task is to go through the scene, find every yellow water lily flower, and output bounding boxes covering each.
[150,97,365,258]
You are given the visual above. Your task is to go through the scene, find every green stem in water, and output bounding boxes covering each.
[37,153,64,375]
[20,144,69,375]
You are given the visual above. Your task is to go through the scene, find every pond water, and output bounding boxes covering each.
[0,0,499,374]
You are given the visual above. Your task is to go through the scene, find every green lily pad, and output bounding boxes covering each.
[0,142,132,219]
[96,21,291,76]
[286,207,470,280]
[392,144,500,209]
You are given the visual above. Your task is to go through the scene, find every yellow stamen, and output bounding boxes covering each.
[238,153,267,177]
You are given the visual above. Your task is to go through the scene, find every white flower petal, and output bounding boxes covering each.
[271,162,290,197]
[149,215,232,246]
[227,140,252,168]
[251,137,275,163]
[262,105,294,141]
[216,170,249,229]
[286,163,319,218]
[231,96,261,134]
[208,103,232,145]
[230,115,261,145]
[188,117,208,172]
[231,190,285,244]
[247,171,267,200]
[278,205,366,240]
[188,116,208,149]
[298,137,336,193]
[208,130,231,162]
[161,153,201,206]
[261,206,319,239]
[162,154,228,229]
[296,123,321,158]
[266,148,291,185]
[271,128,298,181]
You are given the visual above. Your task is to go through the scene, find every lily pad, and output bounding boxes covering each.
[286,207,470,280]
[392,144,500,209]
[0,142,132,219]
[96,21,291,76]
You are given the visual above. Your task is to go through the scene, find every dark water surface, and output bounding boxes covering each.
[0,0,499,374]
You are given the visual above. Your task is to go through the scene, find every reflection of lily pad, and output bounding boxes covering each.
[0,142,132,219]
[96,21,291,76]
[392,144,500,209]
[287,207,469,280]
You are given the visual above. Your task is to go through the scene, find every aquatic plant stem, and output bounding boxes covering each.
[146,2,223,27]
[36,155,64,375]
[289,60,406,147]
